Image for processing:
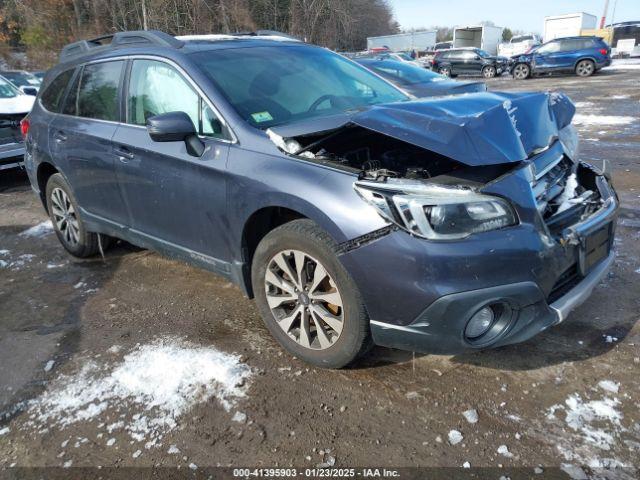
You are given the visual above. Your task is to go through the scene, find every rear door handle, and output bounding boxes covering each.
[53,131,67,143]
[114,146,135,162]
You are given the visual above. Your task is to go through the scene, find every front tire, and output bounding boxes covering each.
[251,219,370,369]
[575,59,595,77]
[512,63,530,80]
[46,173,101,258]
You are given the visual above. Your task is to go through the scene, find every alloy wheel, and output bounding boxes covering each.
[513,64,529,79]
[264,249,344,350]
[439,67,451,77]
[576,60,594,77]
[483,66,496,78]
[50,187,80,247]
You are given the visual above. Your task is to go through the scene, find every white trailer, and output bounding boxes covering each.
[452,25,504,55]
[366,31,437,52]
[543,13,597,41]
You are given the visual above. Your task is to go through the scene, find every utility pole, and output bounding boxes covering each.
[141,0,149,30]
[599,0,610,29]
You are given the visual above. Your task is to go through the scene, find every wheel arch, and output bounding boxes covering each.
[573,56,597,69]
[239,202,347,297]
[36,161,60,213]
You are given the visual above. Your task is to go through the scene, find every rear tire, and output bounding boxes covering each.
[45,173,101,258]
[575,59,595,77]
[438,66,451,77]
[482,65,496,78]
[251,219,370,369]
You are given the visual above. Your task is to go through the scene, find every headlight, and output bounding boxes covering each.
[355,181,518,240]
[559,123,579,161]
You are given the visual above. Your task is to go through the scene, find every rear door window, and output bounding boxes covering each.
[41,69,75,112]
[65,61,123,121]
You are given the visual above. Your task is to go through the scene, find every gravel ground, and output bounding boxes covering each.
[1,67,639,479]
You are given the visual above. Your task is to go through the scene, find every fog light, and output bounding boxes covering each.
[465,306,495,339]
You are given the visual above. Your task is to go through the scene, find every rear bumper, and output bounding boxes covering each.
[0,142,25,171]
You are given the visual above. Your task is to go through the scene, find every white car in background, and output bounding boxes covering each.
[497,34,542,57]
[0,70,41,95]
[0,76,34,171]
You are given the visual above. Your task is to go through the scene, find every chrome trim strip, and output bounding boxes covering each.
[551,251,614,324]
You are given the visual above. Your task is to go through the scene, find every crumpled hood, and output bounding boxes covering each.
[269,90,575,167]
[350,90,575,166]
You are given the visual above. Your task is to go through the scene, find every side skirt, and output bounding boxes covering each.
[81,209,249,295]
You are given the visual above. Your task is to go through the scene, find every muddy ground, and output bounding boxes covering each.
[1,68,639,479]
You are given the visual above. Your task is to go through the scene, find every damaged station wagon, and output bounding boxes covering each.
[22,31,619,368]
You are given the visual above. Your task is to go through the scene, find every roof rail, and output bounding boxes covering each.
[59,30,184,63]
[233,30,301,41]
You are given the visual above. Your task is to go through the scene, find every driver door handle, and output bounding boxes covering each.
[114,146,135,162]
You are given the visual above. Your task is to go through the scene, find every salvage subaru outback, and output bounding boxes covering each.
[22,31,618,368]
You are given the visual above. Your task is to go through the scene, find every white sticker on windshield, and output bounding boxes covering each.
[251,111,273,123]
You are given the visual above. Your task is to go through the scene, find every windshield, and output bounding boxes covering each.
[0,77,20,98]
[1,71,41,87]
[365,61,445,85]
[192,45,408,128]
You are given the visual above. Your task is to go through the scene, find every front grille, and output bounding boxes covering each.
[532,156,573,220]
[531,155,602,237]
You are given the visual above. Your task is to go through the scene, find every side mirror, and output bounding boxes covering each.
[21,86,38,96]
[474,55,481,60]
[146,111,204,157]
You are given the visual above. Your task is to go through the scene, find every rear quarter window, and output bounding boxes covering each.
[41,69,75,112]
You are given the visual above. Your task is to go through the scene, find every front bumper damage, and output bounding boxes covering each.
[339,157,618,355]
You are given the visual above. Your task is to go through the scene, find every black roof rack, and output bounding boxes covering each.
[59,30,184,63]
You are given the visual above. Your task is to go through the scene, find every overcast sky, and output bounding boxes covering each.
[387,0,639,34]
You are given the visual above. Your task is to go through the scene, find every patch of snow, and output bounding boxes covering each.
[232,411,247,423]
[604,335,618,343]
[0,427,10,435]
[573,114,635,126]
[63,460,73,468]
[19,221,54,238]
[497,444,513,458]
[560,464,588,480]
[132,449,141,458]
[448,430,463,445]
[189,463,198,470]
[610,95,629,99]
[0,249,9,255]
[462,461,470,468]
[602,63,640,71]
[573,102,594,108]
[106,438,116,446]
[462,409,478,424]
[44,360,55,372]
[46,262,66,269]
[26,337,251,444]
[598,380,620,394]
[167,445,180,454]
[73,282,86,289]
[107,345,122,354]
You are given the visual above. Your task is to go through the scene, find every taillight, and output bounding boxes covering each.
[20,118,30,138]
[599,48,608,55]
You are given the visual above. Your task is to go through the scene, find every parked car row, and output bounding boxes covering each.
[430,36,611,80]
[0,69,43,170]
